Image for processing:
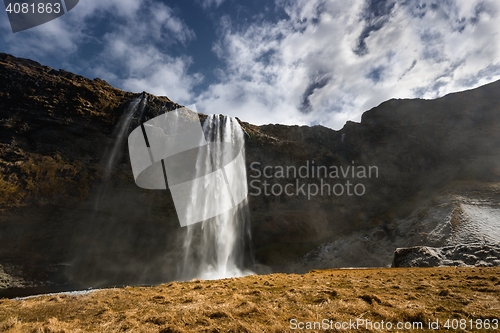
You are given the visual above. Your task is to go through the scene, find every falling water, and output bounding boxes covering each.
[92,94,147,213]
[70,94,149,287]
[180,114,253,280]
[104,95,147,179]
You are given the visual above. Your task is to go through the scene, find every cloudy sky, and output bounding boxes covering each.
[1,0,500,129]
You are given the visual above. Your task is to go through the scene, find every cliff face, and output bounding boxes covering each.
[1,53,500,290]
[0,53,183,288]
[245,81,500,269]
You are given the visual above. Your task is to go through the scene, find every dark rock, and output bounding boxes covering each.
[0,53,183,289]
[392,243,500,267]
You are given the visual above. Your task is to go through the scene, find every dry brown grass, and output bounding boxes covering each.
[0,267,499,332]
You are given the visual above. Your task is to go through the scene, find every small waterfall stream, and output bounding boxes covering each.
[70,94,149,287]
[92,94,147,211]
[104,95,147,179]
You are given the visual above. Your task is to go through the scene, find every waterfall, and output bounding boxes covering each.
[128,105,254,281]
[92,94,146,213]
[104,95,146,179]
[70,94,149,287]
[179,115,253,280]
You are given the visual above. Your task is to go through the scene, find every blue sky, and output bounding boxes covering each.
[1,0,500,129]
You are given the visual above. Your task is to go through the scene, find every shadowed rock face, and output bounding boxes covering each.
[1,53,500,290]
[245,80,500,269]
[0,53,184,288]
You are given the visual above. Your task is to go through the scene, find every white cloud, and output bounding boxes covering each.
[0,0,199,104]
[1,0,499,129]
[1,9,82,57]
[201,0,226,9]
[91,1,199,104]
[196,0,500,129]
[0,0,147,57]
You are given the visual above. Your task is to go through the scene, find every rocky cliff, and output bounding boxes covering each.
[1,53,499,291]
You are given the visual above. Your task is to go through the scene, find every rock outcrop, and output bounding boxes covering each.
[392,243,500,267]
[1,53,500,292]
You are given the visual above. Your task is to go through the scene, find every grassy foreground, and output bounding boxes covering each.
[0,267,499,332]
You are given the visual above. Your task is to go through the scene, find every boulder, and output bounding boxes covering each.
[392,243,500,267]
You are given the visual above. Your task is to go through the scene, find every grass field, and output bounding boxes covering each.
[0,267,499,332]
